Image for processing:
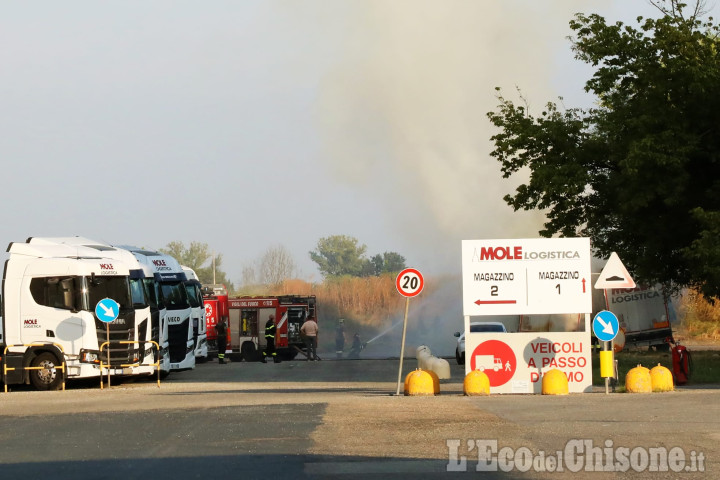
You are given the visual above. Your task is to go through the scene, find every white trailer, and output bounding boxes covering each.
[1,241,153,389]
[182,266,208,362]
[594,284,674,350]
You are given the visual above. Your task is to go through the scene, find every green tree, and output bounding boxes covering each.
[161,241,210,271]
[368,252,407,276]
[487,1,720,298]
[310,235,367,277]
[381,251,407,274]
[159,241,234,291]
[309,235,408,278]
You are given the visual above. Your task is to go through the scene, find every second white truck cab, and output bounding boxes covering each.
[121,247,195,371]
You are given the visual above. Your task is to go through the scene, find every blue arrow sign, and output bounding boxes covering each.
[95,298,120,323]
[593,310,619,342]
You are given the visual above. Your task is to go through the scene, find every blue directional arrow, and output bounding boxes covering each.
[95,298,120,323]
[593,310,619,342]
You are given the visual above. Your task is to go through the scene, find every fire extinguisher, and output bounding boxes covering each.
[670,338,692,385]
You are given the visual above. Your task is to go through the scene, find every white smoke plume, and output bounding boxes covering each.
[308,1,591,274]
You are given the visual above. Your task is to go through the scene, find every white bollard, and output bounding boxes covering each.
[418,351,432,370]
[428,356,451,380]
[416,345,431,357]
[416,345,431,370]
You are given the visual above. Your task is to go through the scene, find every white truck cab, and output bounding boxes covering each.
[121,247,195,371]
[1,241,148,389]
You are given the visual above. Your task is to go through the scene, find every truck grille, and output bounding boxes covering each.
[168,319,190,363]
[94,311,137,366]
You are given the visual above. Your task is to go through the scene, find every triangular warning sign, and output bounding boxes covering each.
[594,252,636,289]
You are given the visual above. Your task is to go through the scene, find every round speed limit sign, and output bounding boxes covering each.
[396,268,424,297]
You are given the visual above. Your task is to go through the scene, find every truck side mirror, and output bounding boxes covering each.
[454,332,461,338]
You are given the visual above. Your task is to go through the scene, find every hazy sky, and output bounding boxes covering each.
[0,1,695,284]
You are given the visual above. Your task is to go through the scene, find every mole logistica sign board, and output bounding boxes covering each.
[461,237,592,316]
[461,238,593,393]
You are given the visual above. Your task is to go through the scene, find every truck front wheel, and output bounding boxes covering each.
[29,352,63,391]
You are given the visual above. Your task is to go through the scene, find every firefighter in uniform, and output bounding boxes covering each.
[216,318,228,364]
[263,314,280,363]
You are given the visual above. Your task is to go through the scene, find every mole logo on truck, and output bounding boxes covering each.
[23,318,41,328]
[152,259,172,272]
[99,263,117,275]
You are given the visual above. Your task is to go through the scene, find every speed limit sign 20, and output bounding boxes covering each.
[396,268,424,297]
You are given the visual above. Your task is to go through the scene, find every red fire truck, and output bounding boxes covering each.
[226,295,317,361]
[202,284,230,357]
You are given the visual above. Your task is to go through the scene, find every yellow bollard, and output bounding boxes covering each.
[405,369,435,396]
[599,350,614,378]
[650,364,674,392]
[423,369,440,394]
[625,364,652,393]
[541,368,569,395]
[463,370,490,396]
[403,371,414,395]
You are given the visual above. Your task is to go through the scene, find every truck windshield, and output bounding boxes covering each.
[86,276,132,311]
[160,281,190,310]
[129,278,148,308]
[184,283,203,308]
[143,278,165,310]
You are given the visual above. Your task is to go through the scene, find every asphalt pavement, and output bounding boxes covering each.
[0,356,717,479]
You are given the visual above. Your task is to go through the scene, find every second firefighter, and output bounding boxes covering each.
[263,314,280,363]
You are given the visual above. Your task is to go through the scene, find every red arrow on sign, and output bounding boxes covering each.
[475,299,517,305]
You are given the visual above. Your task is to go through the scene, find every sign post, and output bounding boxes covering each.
[594,253,635,394]
[394,268,424,396]
[95,298,120,388]
[593,310,620,394]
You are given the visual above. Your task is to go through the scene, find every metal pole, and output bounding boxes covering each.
[603,289,610,395]
[395,297,410,396]
[106,324,111,388]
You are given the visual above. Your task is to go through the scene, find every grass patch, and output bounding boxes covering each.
[592,349,720,386]
[676,289,720,341]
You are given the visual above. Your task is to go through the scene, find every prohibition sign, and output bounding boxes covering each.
[396,268,424,297]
